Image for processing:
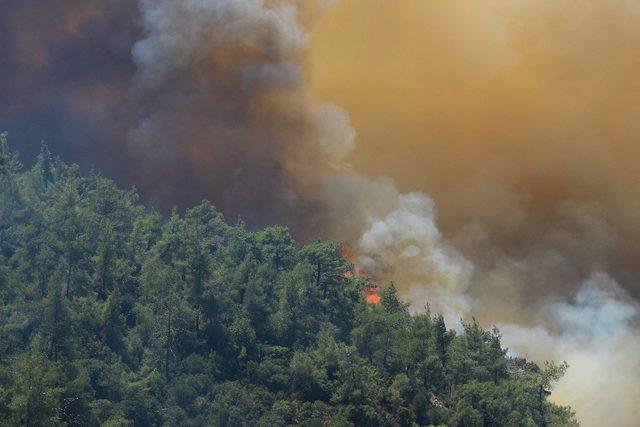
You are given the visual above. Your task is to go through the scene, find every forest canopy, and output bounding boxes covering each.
[0,134,577,426]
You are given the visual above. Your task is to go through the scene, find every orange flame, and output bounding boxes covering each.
[341,243,381,304]
[341,242,355,263]
[365,287,382,304]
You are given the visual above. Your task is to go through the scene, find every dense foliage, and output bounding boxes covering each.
[0,134,578,426]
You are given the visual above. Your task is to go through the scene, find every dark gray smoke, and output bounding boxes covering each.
[0,0,137,179]
[0,0,353,236]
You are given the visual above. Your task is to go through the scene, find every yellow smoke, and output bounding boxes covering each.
[308,1,640,425]
[308,0,640,275]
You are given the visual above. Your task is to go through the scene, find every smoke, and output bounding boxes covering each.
[499,273,640,426]
[0,0,136,179]
[127,0,361,233]
[309,0,640,295]
[308,2,640,424]
[356,192,473,325]
[2,0,640,424]
[0,0,356,235]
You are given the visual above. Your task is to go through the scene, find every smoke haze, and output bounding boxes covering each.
[308,3,640,423]
[2,1,639,424]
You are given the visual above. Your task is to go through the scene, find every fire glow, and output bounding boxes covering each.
[342,243,381,304]
[364,287,382,305]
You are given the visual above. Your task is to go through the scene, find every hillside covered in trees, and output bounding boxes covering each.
[0,134,578,426]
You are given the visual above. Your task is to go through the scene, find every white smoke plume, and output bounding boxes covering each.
[132,0,308,89]
[355,197,640,425]
[356,192,473,325]
[499,273,640,427]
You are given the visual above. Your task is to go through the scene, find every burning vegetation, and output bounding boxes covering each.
[341,243,381,304]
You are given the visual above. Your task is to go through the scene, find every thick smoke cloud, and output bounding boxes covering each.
[0,0,137,179]
[128,0,365,235]
[0,0,355,236]
[357,193,473,325]
[309,2,640,424]
[2,1,640,425]
[309,0,640,297]
[129,0,318,229]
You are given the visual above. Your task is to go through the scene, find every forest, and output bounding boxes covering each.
[0,134,578,426]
